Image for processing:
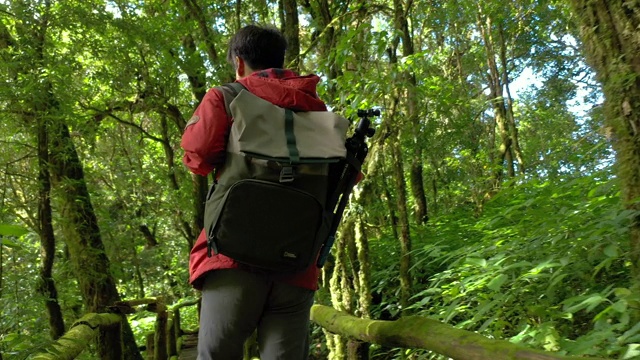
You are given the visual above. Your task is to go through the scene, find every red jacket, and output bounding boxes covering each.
[181,69,327,291]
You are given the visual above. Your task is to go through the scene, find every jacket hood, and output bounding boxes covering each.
[238,69,327,112]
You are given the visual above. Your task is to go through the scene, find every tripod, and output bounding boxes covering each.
[317,109,378,267]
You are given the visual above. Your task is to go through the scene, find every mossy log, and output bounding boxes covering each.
[311,305,609,360]
[31,313,122,360]
[169,298,199,311]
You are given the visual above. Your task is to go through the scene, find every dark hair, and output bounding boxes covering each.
[227,25,287,70]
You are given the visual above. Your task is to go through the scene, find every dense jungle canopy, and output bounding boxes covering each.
[2,0,640,359]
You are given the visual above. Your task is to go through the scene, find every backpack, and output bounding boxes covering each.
[203,82,351,273]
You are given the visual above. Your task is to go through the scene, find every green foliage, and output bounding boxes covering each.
[129,312,157,345]
[0,233,54,360]
[0,225,28,238]
[390,171,636,358]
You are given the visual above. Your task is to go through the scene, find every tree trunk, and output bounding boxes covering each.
[477,10,515,188]
[281,0,300,72]
[36,113,65,340]
[302,0,340,97]
[349,214,371,359]
[390,139,412,314]
[48,120,142,360]
[393,0,429,225]
[328,218,355,359]
[160,115,180,190]
[567,0,640,322]
[498,25,524,175]
[387,33,413,317]
[181,0,219,65]
[235,0,242,32]
[131,245,146,299]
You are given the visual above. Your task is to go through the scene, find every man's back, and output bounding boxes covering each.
[180,24,331,360]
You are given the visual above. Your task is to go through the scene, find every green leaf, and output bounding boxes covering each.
[621,323,640,343]
[0,224,28,237]
[623,344,640,360]
[0,237,21,248]
[549,273,568,289]
[465,257,487,267]
[585,294,607,312]
[611,300,628,313]
[615,288,633,298]
[564,293,607,313]
[603,244,618,257]
[487,274,508,291]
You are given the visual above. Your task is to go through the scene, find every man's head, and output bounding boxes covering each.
[227,25,287,79]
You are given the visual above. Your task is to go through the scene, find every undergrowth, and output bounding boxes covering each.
[370,172,640,359]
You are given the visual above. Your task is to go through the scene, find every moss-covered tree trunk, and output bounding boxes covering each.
[349,214,371,359]
[390,139,413,314]
[567,0,640,321]
[387,38,413,319]
[327,218,355,359]
[48,120,142,360]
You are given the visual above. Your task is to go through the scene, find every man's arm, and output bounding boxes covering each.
[181,88,231,176]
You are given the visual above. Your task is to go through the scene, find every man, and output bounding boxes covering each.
[181,25,325,359]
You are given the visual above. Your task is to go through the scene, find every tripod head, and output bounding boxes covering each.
[344,108,379,162]
[355,109,378,139]
[357,109,381,118]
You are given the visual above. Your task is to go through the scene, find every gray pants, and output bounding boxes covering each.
[197,269,315,360]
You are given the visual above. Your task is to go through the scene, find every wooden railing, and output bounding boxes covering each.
[31,301,612,360]
[31,297,199,360]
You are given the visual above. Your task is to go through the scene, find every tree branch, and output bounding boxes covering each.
[182,0,219,63]
[106,113,166,143]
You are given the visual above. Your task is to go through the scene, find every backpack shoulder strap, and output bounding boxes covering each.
[210,82,248,182]
[216,82,248,117]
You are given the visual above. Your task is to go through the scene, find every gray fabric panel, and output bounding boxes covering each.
[228,90,348,160]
